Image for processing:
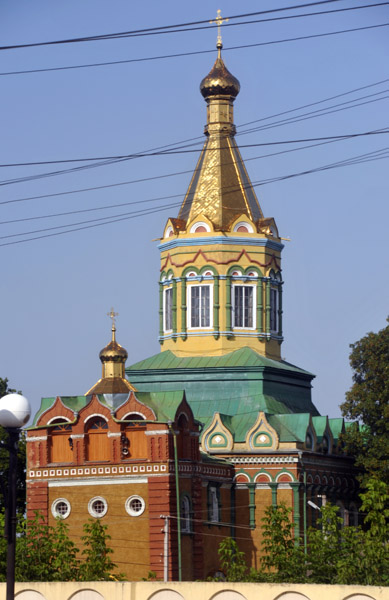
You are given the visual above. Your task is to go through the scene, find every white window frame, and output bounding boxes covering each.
[232,284,256,330]
[51,498,71,519]
[125,495,146,517]
[88,496,108,518]
[163,286,173,333]
[187,283,213,330]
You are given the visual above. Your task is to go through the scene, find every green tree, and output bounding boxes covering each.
[79,519,122,581]
[260,503,305,582]
[341,320,389,485]
[15,513,79,581]
[217,537,248,582]
[0,377,27,514]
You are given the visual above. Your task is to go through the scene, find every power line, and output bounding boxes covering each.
[1,22,388,77]
[1,147,387,248]
[1,76,387,203]
[1,129,388,169]
[0,131,386,220]
[0,1,349,51]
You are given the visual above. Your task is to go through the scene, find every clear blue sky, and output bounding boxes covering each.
[1,0,388,422]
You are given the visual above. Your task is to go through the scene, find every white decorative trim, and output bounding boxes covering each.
[47,416,71,425]
[189,221,211,233]
[88,496,108,518]
[125,495,146,517]
[108,432,121,438]
[51,498,71,519]
[229,456,298,464]
[69,434,84,439]
[48,477,148,487]
[27,436,47,442]
[145,430,169,436]
[84,413,108,424]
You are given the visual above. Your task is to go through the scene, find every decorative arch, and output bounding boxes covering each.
[202,413,233,452]
[246,412,278,451]
[15,590,46,599]
[48,417,73,464]
[148,590,185,600]
[209,591,248,600]
[68,591,105,600]
[274,593,310,600]
[276,470,296,483]
[234,471,251,485]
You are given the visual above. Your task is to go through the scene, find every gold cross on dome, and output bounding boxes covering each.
[107,307,118,328]
[210,9,229,49]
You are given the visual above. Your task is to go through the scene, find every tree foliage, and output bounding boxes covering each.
[0,512,122,582]
[0,377,27,513]
[216,484,389,586]
[340,320,389,484]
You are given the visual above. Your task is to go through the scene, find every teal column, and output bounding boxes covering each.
[181,278,187,341]
[257,277,263,336]
[265,278,271,335]
[230,484,236,538]
[248,483,256,529]
[291,482,301,542]
[172,279,177,340]
[213,275,220,340]
[159,282,164,344]
[278,283,283,338]
[269,482,278,506]
[226,276,232,337]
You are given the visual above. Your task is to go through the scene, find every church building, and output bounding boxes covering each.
[26,37,358,582]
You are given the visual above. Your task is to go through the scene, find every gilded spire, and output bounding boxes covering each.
[85,310,136,396]
[176,32,263,231]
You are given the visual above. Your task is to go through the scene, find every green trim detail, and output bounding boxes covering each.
[269,482,278,506]
[172,279,177,339]
[181,278,187,340]
[226,276,232,336]
[290,482,301,542]
[265,279,271,335]
[253,431,272,447]
[209,432,228,448]
[213,276,220,339]
[248,483,256,529]
[159,282,164,342]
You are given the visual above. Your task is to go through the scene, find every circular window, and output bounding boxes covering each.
[125,495,146,517]
[189,221,210,234]
[88,496,108,518]
[233,221,254,233]
[51,498,71,519]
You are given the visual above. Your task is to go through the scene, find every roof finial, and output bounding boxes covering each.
[107,307,119,342]
[210,9,229,58]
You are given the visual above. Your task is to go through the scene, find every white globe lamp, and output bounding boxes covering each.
[0,393,31,428]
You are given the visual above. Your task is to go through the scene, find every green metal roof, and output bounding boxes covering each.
[128,347,314,376]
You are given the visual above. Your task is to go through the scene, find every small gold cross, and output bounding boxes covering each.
[107,307,119,328]
[210,9,229,49]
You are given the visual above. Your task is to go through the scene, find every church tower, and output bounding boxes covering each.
[159,43,283,360]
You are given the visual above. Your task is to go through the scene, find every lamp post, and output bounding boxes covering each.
[0,393,31,600]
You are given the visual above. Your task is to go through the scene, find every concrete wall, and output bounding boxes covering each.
[5,581,388,600]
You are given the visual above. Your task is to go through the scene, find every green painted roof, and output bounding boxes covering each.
[128,347,314,376]
[32,396,87,426]
[329,418,346,442]
[268,413,311,442]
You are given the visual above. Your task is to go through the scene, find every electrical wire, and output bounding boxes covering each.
[0,130,385,222]
[1,147,387,248]
[1,22,388,77]
[1,128,388,169]
[0,1,352,51]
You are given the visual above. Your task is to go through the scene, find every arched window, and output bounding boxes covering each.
[270,272,282,334]
[177,414,189,458]
[85,417,109,462]
[164,286,173,332]
[181,495,192,533]
[49,418,73,464]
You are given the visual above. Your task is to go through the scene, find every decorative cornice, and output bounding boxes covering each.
[159,237,283,252]
[160,248,281,272]
[229,456,299,464]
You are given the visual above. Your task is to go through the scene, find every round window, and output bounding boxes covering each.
[88,496,108,518]
[51,498,71,519]
[125,495,146,517]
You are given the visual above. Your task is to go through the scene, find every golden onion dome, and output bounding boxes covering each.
[200,53,240,99]
[99,325,128,364]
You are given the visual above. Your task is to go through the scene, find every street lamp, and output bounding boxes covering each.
[0,393,31,600]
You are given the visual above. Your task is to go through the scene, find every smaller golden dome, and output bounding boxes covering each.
[200,53,240,99]
[99,325,128,364]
